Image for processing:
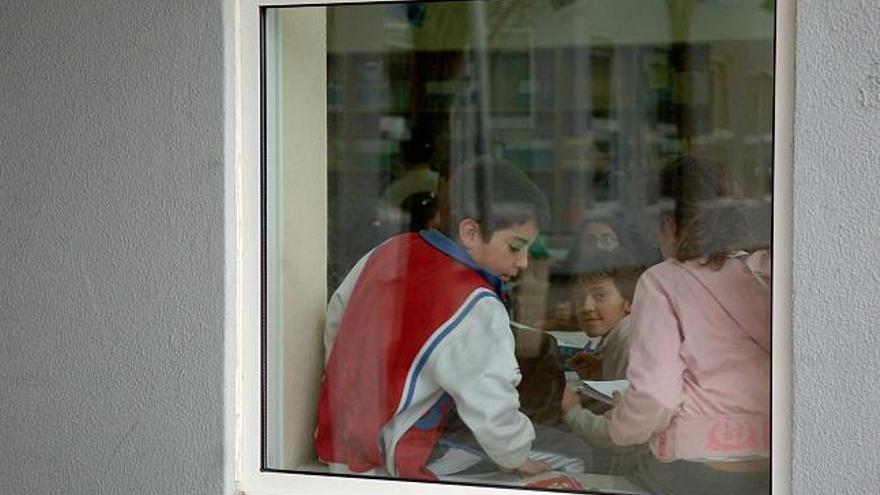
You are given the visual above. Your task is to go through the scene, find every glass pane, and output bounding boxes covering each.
[264,1,775,492]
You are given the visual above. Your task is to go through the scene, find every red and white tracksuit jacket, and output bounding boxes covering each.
[315,231,535,479]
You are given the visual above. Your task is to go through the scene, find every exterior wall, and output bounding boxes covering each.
[792,0,880,491]
[0,0,877,493]
[0,1,226,494]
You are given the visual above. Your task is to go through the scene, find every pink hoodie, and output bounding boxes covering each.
[608,250,771,462]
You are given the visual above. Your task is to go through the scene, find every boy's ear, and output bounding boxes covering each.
[457,218,483,248]
[623,299,632,314]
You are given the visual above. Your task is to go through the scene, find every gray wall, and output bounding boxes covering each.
[0,0,878,494]
[0,0,226,494]
[792,0,880,491]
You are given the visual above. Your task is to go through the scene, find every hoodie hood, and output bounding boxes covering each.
[678,250,772,352]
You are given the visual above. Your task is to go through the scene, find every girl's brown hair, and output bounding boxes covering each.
[662,156,767,270]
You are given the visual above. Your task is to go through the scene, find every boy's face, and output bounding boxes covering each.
[575,277,631,338]
[459,220,539,282]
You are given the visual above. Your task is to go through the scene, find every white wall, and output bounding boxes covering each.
[0,1,226,493]
[0,0,877,493]
[792,0,880,491]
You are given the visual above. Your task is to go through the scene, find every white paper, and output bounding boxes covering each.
[547,331,595,350]
[578,379,630,404]
[584,379,629,397]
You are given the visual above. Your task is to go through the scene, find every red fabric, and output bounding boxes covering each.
[315,233,491,479]
[526,474,584,491]
[393,394,454,479]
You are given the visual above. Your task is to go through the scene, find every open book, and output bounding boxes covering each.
[577,379,629,405]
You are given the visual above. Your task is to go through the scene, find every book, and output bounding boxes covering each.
[577,379,629,405]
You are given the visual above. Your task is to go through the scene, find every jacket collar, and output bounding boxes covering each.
[419,229,505,297]
[598,314,631,353]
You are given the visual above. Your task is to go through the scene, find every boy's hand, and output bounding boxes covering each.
[566,351,602,380]
[604,391,623,419]
[561,385,581,413]
[515,458,552,475]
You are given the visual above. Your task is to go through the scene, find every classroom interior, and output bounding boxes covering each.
[260,0,775,492]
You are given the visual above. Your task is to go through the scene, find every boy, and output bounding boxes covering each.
[565,251,643,382]
[315,162,552,480]
[560,251,644,451]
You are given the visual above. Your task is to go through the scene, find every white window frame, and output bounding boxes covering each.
[230,0,795,493]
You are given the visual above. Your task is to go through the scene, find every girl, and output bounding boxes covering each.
[562,158,771,494]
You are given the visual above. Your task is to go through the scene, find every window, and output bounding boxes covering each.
[234,0,793,493]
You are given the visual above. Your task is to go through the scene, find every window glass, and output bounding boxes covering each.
[263,1,775,492]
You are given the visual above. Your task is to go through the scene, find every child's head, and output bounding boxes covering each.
[439,160,551,281]
[658,155,763,268]
[579,220,620,256]
[572,251,643,338]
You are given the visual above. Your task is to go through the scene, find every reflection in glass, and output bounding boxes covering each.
[264,1,775,493]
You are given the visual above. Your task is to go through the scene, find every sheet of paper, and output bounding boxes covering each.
[584,379,629,397]
[578,379,630,404]
[426,446,484,476]
[546,331,597,350]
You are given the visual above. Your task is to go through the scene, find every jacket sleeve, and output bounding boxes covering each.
[608,270,683,446]
[323,251,372,363]
[562,406,615,447]
[430,293,535,469]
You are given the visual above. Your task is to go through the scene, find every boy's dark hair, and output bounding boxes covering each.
[439,160,551,239]
[572,250,644,302]
[400,191,439,232]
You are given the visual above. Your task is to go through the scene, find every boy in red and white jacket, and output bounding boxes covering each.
[316,162,552,480]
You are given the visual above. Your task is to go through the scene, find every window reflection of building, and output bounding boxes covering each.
[262,0,777,482]
[329,25,773,272]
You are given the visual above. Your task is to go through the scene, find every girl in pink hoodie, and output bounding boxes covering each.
[562,158,771,494]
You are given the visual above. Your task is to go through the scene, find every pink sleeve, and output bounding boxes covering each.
[608,270,684,446]
[741,250,772,352]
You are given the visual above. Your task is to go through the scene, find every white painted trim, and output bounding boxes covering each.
[223,0,239,491]
[232,0,796,493]
[771,0,794,493]
[235,0,261,491]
